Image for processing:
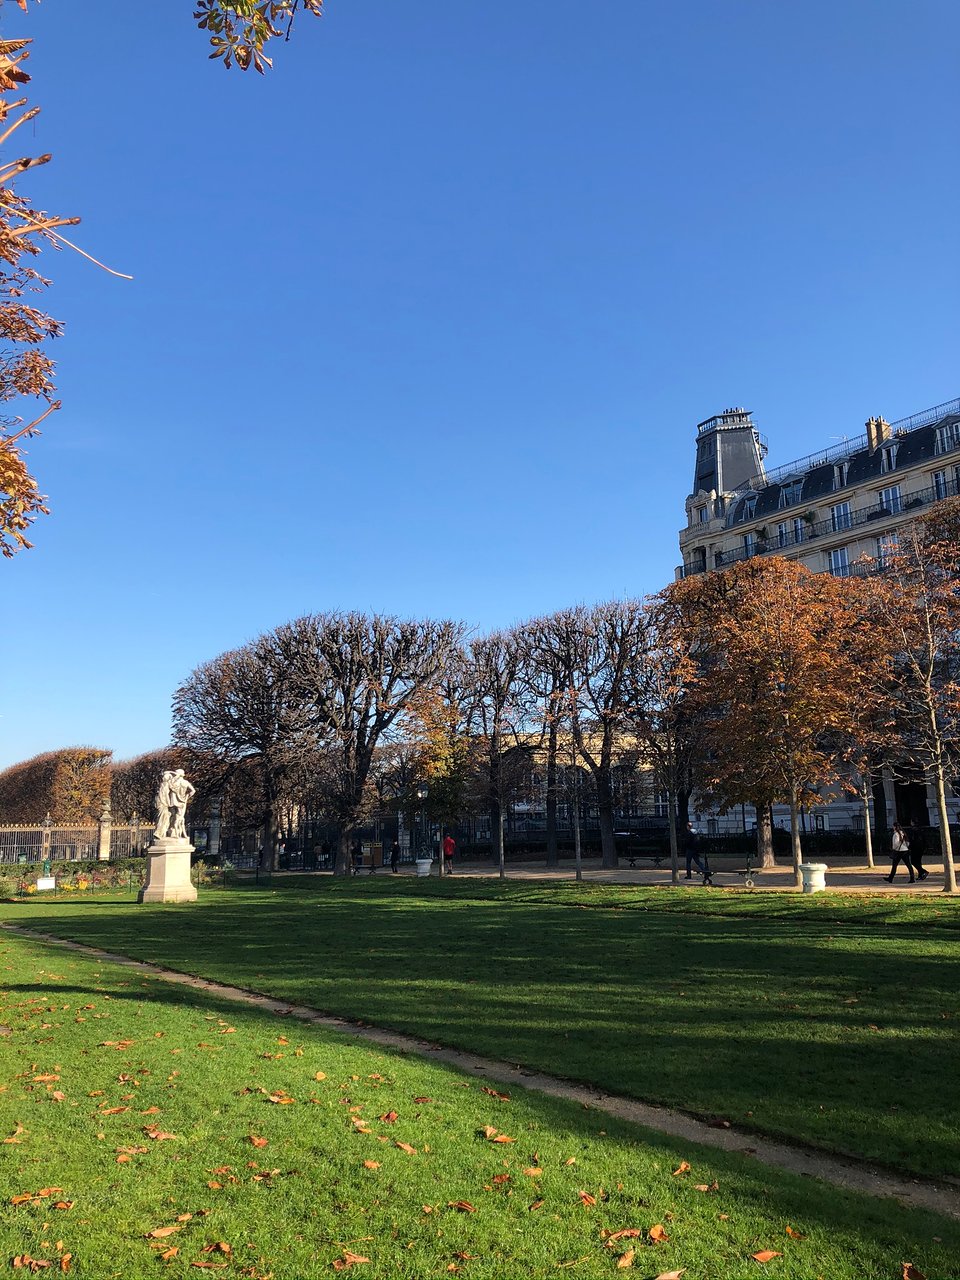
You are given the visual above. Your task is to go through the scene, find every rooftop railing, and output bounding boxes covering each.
[726,396,960,497]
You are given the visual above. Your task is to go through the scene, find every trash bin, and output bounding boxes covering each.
[799,862,828,894]
[415,858,433,878]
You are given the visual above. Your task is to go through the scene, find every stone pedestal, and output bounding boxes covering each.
[138,837,198,904]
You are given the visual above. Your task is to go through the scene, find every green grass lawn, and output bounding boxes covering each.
[2,930,959,1280]
[3,878,960,1182]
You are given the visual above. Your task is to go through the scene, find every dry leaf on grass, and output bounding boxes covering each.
[159,1247,179,1261]
[249,1136,268,1148]
[522,1167,543,1177]
[648,1224,669,1243]
[394,1141,417,1155]
[447,1200,476,1213]
[751,1251,782,1263]
[3,1123,25,1144]
[784,1225,806,1239]
[362,1161,380,1170]
[671,1161,691,1176]
[616,1248,635,1269]
[332,1253,370,1270]
[901,1266,927,1280]
[694,1181,719,1193]
[378,1111,398,1124]
[604,1229,642,1246]
[481,1086,510,1101]
[577,1191,596,1207]
[528,1199,544,1211]
[653,1271,686,1280]
[146,1225,181,1239]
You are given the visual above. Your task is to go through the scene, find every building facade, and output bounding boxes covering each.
[676,396,960,835]
[678,397,960,583]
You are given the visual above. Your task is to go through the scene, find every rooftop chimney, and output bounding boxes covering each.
[865,416,891,451]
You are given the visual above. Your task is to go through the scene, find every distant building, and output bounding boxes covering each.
[678,397,960,582]
[676,396,960,835]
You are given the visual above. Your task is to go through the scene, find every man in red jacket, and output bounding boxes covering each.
[442,834,456,874]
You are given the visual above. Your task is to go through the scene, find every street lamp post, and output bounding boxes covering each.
[416,783,431,873]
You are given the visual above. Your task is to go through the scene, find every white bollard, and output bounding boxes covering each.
[799,862,828,894]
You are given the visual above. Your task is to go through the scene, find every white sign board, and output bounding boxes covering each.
[36,877,56,891]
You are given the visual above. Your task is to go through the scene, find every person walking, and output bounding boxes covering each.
[442,833,456,874]
[684,822,712,883]
[907,826,928,881]
[885,822,915,884]
[390,838,401,874]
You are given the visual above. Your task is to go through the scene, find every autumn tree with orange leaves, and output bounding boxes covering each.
[0,2,322,555]
[869,500,960,893]
[669,557,884,889]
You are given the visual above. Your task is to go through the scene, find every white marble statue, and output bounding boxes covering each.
[154,768,196,841]
[154,770,175,839]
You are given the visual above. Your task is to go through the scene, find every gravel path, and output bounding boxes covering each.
[5,922,959,1222]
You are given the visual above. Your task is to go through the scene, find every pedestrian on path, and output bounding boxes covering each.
[907,826,928,880]
[443,833,456,874]
[885,823,915,884]
[684,822,711,883]
[390,839,400,873]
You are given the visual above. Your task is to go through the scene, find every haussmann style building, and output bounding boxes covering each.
[676,395,960,836]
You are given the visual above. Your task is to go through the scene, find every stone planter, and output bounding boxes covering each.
[415,858,433,878]
[799,862,828,894]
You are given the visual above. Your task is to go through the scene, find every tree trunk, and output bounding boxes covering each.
[595,768,618,869]
[932,760,957,893]
[872,775,890,841]
[789,784,803,889]
[756,805,775,868]
[335,827,352,877]
[496,799,506,880]
[545,720,559,868]
[861,775,875,869]
[667,789,680,885]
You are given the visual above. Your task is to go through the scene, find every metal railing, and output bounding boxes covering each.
[726,397,960,497]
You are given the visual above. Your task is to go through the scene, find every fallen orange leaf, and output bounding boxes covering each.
[694,1181,719,1193]
[902,1267,927,1280]
[785,1226,806,1239]
[362,1160,380,1170]
[671,1161,691,1176]
[378,1111,398,1124]
[59,1256,72,1274]
[653,1271,686,1280]
[146,1225,181,1239]
[314,1072,327,1081]
[249,1136,268,1148]
[604,1230,642,1246]
[752,1251,782,1264]
[528,1198,545,1211]
[616,1248,635,1270]
[577,1191,596,1207]
[394,1141,417,1155]
[159,1247,179,1261]
[332,1251,370,1269]
[522,1167,543,1177]
[447,1201,476,1213]
[648,1224,669,1243]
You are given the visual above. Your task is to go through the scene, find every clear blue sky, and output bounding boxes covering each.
[2,0,957,769]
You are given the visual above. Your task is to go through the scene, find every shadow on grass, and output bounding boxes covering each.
[4,886,960,1178]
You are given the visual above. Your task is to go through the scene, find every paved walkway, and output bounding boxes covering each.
[383,858,954,894]
[4,923,959,1223]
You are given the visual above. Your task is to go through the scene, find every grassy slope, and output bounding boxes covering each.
[3,879,960,1178]
[2,931,959,1280]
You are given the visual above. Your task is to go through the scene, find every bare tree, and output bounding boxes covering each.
[527,602,648,869]
[465,631,531,879]
[276,612,465,876]
[172,631,308,868]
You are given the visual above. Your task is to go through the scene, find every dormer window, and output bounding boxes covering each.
[881,444,899,473]
[696,505,709,524]
[778,481,802,509]
[743,495,757,520]
[936,422,960,455]
[833,462,849,490]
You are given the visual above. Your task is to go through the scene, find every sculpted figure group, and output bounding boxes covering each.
[154,769,196,841]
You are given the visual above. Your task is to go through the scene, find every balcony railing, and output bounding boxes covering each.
[703,473,960,571]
